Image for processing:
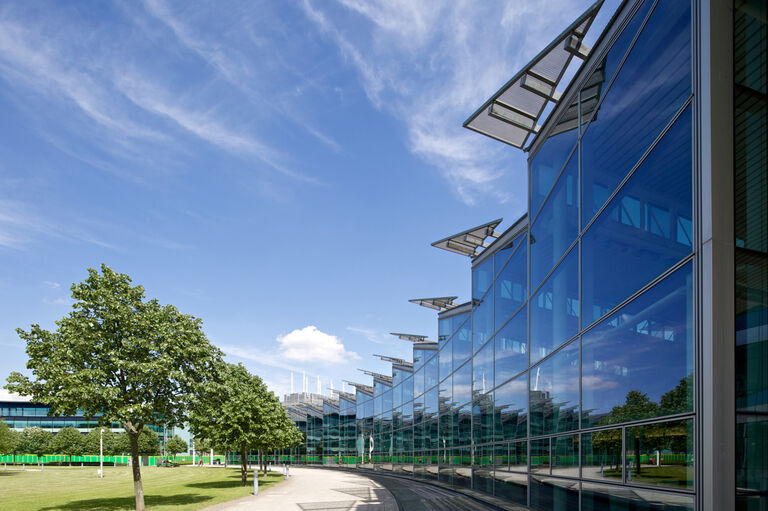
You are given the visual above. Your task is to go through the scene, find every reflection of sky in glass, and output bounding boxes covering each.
[582,262,693,427]
[530,339,579,436]
[495,308,527,387]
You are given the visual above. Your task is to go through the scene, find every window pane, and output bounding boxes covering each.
[582,429,623,483]
[494,443,528,504]
[494,240,527,331]
[582,481,693,511]
[494,374,528,441]
[425,354,438,391]
[439,375,452,415]
[473,339,494,398]
[456,405,471,447]
[438,318,451,342]
[453,316,472,367]
[530,475,579,511]
[472,398,494,447]
[530,154,578,291]
[530,339,579,436]
[424,387,438,421]
[473,258,494,300]
[531,129,578,219]
[453,362,472,406]
[581,0,691,227]
[530,246,579,364]
[552,434,578,477]
[582,263,693,428]
[439,338,452,381]
[473,294,493,354]
[625,419,693,490]
[495,307,527,387]
[531,438,550,474]
[414,367,424,398]
[582,105,693,326]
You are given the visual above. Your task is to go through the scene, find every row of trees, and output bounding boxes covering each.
[0,423,188,464]
[5,265,302,511]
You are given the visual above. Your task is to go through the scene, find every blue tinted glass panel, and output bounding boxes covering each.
[530,246,579,364]
[473,258,494,300]
[582,106,692,326]
[581,0,691,227]
[580,0,654,120]
[531,129,578,218]
[582,263,693,428]
[439,375,452,415]
[530,339,579,436]
[494,240,527,331]
[473,294,493,354]
[495,307,527,387]
[530,154,578,290]
[403,376,413,403]
[453,316,472,367]
[425,353,439,390]
[439,338,452,381]
[494,374,528,441]
[414,367,424,398]
[494,236,520,278]
[582,482,693,510]
[531,474,579,510]
[439,318,451,341]
[453,362,472,406]
[472,340,494,397]
[451,312,469,335]
[424,387,438,420]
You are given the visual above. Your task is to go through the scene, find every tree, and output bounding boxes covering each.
[84,427,120,455]
[189,363,302,486]
[21,427,53,466]
[137,429,160,456]
[0,419,15,454]
[50,427,85,465]
[599,391,658,475]
[6,265,222,511]
[165,435,187,459]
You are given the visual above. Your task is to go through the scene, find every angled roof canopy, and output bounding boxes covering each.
[408,296,458,311]
[374,354,414,370]
[390,332,430,343]
[358,369,393,385]
[431,218,503,257]
[343,380,373,396]
[463,1,603,149]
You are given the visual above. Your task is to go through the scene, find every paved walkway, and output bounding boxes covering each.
[202,467,398,511]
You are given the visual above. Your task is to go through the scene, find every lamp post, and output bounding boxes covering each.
[99,428,104,479]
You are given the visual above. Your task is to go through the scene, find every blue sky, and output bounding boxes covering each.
[0,0,617,398]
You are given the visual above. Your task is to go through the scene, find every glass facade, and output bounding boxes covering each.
[274,1,765,509]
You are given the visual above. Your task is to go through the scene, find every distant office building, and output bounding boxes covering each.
[280,1,766,510]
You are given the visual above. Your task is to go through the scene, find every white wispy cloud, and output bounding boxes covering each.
[346,326,390,345]
[300,0,593,205]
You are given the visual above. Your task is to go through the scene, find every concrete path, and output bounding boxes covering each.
[202,467,398,511]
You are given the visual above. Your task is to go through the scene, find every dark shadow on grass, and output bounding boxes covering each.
[39,493,212,510]
[0,471,23,476]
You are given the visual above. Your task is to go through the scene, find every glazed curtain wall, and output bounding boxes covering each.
[734,0,768,508]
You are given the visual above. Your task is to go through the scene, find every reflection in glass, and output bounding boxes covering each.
[495,308,527,387]
[551,434,578,477]
[439,375,452,415]
[530,246,579,364]
[472,444,494,494]
[530,339,579,436]
[582,263,693,428]
[472,396,494,446]
[531,128,578,220]
[581,0,691,227]
[439,338,452,381]
[473,258,494,300]
[531,438,550,474]
[626,419,693,490]
[494,375,528,441]
[494,443,528,505]
[453,316,472,367]
[531,154,578,291]
[473,295,494,354]
[530,475,580,511]
[456,405,472,447]
[582,106,693,327]
[425,353,438,390]
[453,362,472,406]
[582,481,694,510]
[495,240,527,331]
[473,339,494,397]
[582,429,623,482]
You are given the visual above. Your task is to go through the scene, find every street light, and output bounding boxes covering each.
[99,428,104,479]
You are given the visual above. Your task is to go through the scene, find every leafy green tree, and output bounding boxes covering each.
[137,429,160,456]
[84,427,120,455]
[659,375,693,416]
[190,363,302,486]
[50,427,85,465]
[165,435,187,459]
[599,391,658,475]
[0,419,15,454]
[21,427,53,466]
[6,264,222,511]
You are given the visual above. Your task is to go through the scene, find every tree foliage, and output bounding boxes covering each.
[50,427,84,464]
[21,427,53,464]
[165,435,188,457]
[5,265,222,511]
[0,419,18,454]
[84,427,121,455]
[189,362,302,485]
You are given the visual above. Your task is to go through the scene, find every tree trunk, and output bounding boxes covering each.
[240,445,248,486]
[635,436,641,475]
[128,431,146,511]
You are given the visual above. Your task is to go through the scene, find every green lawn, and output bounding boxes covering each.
[0,465,284,511]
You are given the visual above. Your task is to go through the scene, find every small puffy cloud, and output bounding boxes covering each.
[277,325,359,364]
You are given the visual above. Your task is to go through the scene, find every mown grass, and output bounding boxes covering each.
[0,465,283,510]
